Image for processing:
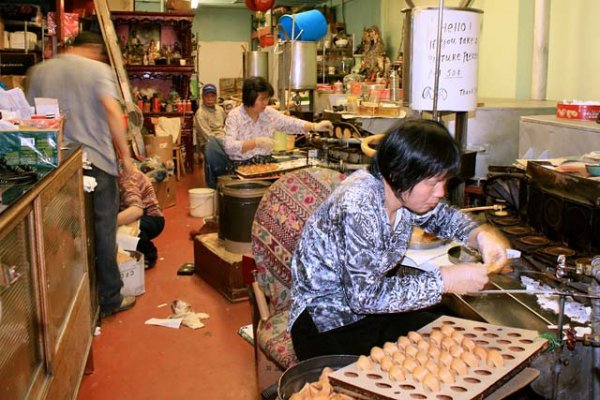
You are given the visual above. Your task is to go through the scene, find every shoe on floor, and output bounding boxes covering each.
[101,295,136,317]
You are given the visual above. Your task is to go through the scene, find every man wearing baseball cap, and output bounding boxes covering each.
[193,83,229,188]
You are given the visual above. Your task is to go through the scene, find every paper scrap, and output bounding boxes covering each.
[145,317,183,329]
[0,88,33,119]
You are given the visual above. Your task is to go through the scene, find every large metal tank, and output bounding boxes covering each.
[244,50,268,79]
[402,6,482,112]
[278,41,317,90]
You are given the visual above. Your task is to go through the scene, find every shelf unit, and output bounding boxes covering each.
[110,11,196,172]
[317,42,354,84]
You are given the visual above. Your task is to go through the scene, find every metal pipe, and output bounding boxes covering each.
[531,0,550,100]
[432,0,445,121]
[590,256,600,399]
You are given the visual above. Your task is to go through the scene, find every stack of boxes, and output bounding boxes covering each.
[143,135,177,209]
[218,78,244,101]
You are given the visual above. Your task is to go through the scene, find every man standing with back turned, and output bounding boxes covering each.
[27,31,137,317]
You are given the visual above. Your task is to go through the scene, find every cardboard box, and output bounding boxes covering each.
[152,178,176,209]
[0,75,26,90]
[0,17,5,50]
[143,134,173,166]
[219,78,236,93]
[107,0,134,11]
[235,78,244,91]
[117,250,145,296]
[166,0,191,11]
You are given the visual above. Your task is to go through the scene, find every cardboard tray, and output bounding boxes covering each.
[329,316,548,400]
[235,159,308,179]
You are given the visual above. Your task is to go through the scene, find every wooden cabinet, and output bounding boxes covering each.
[110,11,196,171]
[0,147,92,400]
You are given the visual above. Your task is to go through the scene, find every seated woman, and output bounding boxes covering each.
[118,165,165,269]
[223,76,333,168]
[289,119,510,360]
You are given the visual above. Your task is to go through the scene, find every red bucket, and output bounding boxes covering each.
[259,33,275,48]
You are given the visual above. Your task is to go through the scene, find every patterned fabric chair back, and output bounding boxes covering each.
[251,167,346,312]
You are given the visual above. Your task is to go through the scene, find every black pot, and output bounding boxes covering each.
[277,355,358,400]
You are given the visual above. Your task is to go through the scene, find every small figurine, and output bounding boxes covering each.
[357,25,387,81]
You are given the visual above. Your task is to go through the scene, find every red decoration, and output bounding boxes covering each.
[244,0,274,12]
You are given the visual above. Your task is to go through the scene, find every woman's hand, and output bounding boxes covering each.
[473,226,511,273]
[312,120,333,134]
[439,263,489,294]
[254,136,275,151]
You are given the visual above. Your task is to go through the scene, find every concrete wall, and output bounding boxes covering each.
[193,6,252,42]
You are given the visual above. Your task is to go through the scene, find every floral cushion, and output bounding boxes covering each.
[251,167,346,368]
[256,309,298,369]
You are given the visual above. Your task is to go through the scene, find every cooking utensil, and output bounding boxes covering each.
[460,204,505,213]
[467,288,600,299]
[278,355,358,400]
[448,246,521,272]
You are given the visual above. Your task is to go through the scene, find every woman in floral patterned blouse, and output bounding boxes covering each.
[223,76,333,165]
[289,119,510,360]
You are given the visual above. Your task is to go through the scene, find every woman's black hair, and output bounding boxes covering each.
[242,76,274,107]
[368,119,461,194]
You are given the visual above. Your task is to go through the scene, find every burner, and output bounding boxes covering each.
[540,246,576,258]
[486,209,511,218]
[501,226,533,236]
[518,236,550,246]
[493,216,521,226]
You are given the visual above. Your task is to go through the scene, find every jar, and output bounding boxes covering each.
[152,96,161,113]
[333,81,344,93]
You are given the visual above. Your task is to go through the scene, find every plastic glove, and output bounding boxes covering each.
[312,120,334,133]
[476,227,510,273]
[254,136,275,151]
[439,263,489,295]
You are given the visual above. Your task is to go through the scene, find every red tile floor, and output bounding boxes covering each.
[77,167,258,400]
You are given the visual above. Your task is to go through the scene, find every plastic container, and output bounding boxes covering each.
[278,10,328,41]
[273,131,288,152]
[188,188,216,218]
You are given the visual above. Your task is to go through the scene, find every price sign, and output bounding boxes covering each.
[407,7,483,112]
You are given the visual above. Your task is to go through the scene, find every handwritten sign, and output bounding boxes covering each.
[407,8,482,112]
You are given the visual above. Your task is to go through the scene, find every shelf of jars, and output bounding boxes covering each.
[110,10,196,172]
[125,65,194,79]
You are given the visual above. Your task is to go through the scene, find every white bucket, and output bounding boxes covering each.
[188,188,215,218]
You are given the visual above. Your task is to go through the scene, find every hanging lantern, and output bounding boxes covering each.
[244,0,274,12]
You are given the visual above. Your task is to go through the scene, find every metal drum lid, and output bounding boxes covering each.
[539,246,576,258]
[517,236,551,247]
[501,226,533,236]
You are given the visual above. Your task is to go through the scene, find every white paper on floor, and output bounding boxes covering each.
[170,299,210,330]
[145,317,183,329]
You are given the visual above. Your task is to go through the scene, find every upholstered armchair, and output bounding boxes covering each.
[251,167,346,371]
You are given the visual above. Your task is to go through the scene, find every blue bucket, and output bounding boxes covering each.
[279,10,328,42]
